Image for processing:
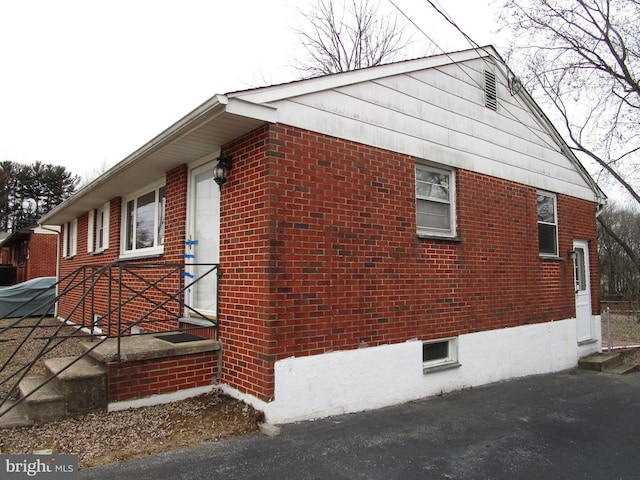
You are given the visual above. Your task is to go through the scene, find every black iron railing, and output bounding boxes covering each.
[0,262,220,419]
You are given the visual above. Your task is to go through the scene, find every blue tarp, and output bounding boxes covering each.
[0,277,56,318]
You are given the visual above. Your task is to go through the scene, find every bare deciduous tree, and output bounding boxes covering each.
[501,0,639,198]
[598,204,640,309]
[500,0,640,298]
[294,0,413,77]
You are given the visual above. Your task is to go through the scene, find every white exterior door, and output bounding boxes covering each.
[574,240,593,343]
[185,162,220,317]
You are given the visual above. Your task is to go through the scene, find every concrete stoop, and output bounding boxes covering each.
[0,400,33,428]
[0,356,107,428]
[578,353,640,375]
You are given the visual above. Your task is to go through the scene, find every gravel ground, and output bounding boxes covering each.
[1,313,640,471]
[0,318,261,470]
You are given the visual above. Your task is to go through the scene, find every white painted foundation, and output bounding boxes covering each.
[220,317,601,425]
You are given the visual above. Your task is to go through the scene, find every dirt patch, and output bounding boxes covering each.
[0,390,262,470]
[0,318,262,470]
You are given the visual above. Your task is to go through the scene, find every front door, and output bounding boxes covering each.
[574,240,593,343]
[185,161,220,317]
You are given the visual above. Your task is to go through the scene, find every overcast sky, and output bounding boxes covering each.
[0,0,504,180]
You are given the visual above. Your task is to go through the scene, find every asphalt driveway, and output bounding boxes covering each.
[79,369,640,479]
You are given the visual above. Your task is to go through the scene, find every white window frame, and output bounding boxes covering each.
[120,180,166,258]
[422,337,459,373]
[88,202,110,253]
[87,210,95,253]
[63,218,78,258]
[537,191,559,257]
[416,162,456,238]
[96,202,110,251]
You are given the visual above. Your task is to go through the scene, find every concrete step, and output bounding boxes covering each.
[18,375,66,424]
[0,400,34,429]
[45,356,107,414]
[602,364,639,375]
[578,353,622,372]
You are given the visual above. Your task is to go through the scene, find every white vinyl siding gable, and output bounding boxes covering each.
[250,56,599,203]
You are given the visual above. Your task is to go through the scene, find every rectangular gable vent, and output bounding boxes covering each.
[484,70,497,111]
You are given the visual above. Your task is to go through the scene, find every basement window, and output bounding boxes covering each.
[423,337,459,373]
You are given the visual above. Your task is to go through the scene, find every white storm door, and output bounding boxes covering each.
[574,240,593,343]
[185,162,220,317]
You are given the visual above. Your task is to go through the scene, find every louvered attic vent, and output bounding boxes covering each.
[484,70,497,111]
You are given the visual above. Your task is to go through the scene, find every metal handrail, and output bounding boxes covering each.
[0,262,220,419]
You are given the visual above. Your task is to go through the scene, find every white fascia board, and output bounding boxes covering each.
[225,97,278,123]
[230,47,499,104]
[34,225,60,235]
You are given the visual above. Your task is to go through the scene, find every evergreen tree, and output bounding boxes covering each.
[0,160,79,232]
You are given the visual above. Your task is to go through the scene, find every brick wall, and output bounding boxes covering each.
[26,233,58,279]
[218,124,599,401]
[106,351,217,402]
[57,165,188,333]
[52,122,599,405]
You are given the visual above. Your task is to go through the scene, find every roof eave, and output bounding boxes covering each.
[40,95,276,225]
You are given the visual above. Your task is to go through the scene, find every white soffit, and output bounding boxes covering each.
[40,98,275,225]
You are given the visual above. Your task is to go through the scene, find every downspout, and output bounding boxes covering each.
[39,224,61,319]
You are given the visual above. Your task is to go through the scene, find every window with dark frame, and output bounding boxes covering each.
[537,192,558,256]
[423,341,449,363]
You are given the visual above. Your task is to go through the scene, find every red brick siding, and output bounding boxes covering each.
[57,165,188,333]
[219,126,275,399]
[218,124,599,401]
[53,122,599,405]
[26,233,58,279]
[106,351,216,402]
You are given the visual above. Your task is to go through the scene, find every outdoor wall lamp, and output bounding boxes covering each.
[568,250,577,260]
[213,156,233,190]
